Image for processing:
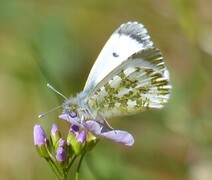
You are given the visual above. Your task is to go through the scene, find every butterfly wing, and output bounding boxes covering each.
[85,48,172,118]
[83,22,153,93]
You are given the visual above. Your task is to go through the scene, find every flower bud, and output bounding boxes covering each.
[55,138,67,151]
[67,125,79,145]
[77,130,86,143]
[33,124,49,157]
[56,147,68,166]
[71,125,79,133]
[58,138,66,147]
[50,124,61,148]
[72,130,86,155]
[86,132,99,152]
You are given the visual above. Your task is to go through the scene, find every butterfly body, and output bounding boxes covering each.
[62,22,172,122]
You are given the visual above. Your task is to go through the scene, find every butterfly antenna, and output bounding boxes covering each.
[38,84,67,118]
[38,105,62,118]
[47,83,68,100]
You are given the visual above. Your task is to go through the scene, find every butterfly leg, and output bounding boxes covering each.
[96,116,116,133]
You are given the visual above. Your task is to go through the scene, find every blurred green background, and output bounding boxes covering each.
[0,0,212,179]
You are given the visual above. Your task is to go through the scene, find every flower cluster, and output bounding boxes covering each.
[33,113,134,179]
[33,123,99,179]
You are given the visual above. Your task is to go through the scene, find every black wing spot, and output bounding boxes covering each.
[112,52,119,57]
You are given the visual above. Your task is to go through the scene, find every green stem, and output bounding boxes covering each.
[45,158,62,180]
[48,158,69,180]
[67,155,78,171]
[44,143,64,180]
[62,168,68,180]
[75,152,86,180]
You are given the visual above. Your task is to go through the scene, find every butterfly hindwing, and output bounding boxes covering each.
[85,48,171,118]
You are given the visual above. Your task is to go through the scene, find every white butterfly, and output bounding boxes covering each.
[40,22,172,124]
[62,22,172,122]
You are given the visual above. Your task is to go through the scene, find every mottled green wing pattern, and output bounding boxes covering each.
[85,48,172,118]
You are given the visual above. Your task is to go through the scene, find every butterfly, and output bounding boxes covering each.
[40,22,172,126]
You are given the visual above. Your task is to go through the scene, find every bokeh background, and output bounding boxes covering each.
[0,0,212,179]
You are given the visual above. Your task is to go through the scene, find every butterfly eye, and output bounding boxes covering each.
[69,111,77,118]
[112,52,119,57]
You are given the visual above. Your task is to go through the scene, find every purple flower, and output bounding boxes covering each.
[59,113,134,146]
[33,124,47,146]
[85,120,134,146]
[56,147,68,163]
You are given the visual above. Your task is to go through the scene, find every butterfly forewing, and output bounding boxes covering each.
[83,22,154,93]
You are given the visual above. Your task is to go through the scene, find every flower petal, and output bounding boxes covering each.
[84,120,102,134]
[84,120,134,146]
[101,130,134,146]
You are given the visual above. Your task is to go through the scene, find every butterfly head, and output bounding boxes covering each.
[62,92,94,121]
[62,100,78,116]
